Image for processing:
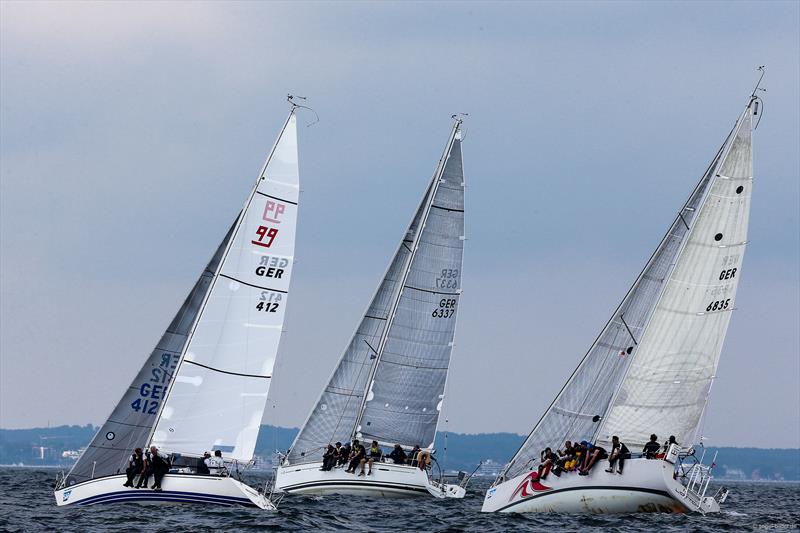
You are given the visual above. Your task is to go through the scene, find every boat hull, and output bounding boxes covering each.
[482,458,713,514]
[54,473,275,509]
[276,461,464,499]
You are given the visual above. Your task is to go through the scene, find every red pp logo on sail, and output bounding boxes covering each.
[252,199,286,248]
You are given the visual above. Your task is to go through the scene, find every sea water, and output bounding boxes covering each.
[1,467,798,532]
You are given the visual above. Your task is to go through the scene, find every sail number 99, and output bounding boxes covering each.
[706,299,730,312]
[432,298,456,318]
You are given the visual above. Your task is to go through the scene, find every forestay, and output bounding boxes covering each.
[498,102,753,483]
[63,223,235,486]
[598,106,753,448]
[151,112,299,462]
[287,122,464,463]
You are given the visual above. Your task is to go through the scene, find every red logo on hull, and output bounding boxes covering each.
[509,471,551,502]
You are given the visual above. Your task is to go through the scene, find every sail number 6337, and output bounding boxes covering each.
[432,298,456,318]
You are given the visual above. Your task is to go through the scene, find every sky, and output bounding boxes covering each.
[1,1,798,448]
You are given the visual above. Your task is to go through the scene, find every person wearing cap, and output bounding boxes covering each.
[578,441,608,476]
[197,452,211,475]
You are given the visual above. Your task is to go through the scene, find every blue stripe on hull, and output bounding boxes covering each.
[75,489,255,507]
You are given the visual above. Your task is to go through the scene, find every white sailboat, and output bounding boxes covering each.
[54,102,303,509]
[275,117,467,499]
[483,85,762,514]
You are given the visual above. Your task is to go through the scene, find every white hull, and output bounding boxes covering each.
[482,458,719,514]
[276,461,465,499]
[54,473,275,509]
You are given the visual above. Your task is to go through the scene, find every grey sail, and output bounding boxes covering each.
[497,111,746,483]
[287,122,464,463]
[357,135,464,449]
[63,221,236,486]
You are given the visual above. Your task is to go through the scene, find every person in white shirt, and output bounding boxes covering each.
[204,450,226,476]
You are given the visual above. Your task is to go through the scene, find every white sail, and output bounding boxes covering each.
[287,120,464,463]
[598,106,753,447]
[497,100,754,482]
[151,113,299,462]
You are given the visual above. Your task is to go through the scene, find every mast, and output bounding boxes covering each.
[350,117,463,443]
[145,103,298,453]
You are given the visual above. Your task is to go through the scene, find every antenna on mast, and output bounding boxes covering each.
[287,94,319,127]
[750,66,766,98]
[748,67,766,129]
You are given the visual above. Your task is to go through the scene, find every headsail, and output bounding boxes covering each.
[598,105,753,448]
[62,222,236,486]
[498,99,755,482]
[287,120,464,463]
[150,111,299,462]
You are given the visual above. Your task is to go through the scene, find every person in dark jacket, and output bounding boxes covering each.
[149,446,170,491]
[642,434,660,459]
[345,440,366,474]
[337,442,351,467]
[135,449,151,489]
[387,444,407,465]
[578,441,608,476]
[537,447,559,480]
[321,445,337,471]
[196,452,211,475]
[662,435,678,454]
[123,448,145,487]
[605,436,631,474]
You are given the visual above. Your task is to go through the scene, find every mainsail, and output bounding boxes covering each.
[63,222,235,486]
[287,120,464,463]
[498,100,755,482]
[150,111,299,462]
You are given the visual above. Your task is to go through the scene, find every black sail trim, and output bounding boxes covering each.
[218,274,288,294]
[184,359,271,380]
[255,191,298,205]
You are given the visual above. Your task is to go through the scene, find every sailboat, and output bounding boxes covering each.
[275,117,467,499]
[54,102,303,509]
[482,85,762,514]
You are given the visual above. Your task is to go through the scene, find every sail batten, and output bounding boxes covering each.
[498,101,754,482]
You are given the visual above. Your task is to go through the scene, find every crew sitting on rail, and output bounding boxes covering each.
[643,434,661,459]
[388,444,407,464]
[321,444,337,471]
[552,440,576,475]
[205,449,226,475]
[345,439,367,475]
[577,441,608,476]
[361,440,383,476]
[337,441,351,467]
[537,447,559,480]
[123,447,145,487]
[605,436,630,475]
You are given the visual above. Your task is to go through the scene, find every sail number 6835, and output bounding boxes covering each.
[706,299,730,312]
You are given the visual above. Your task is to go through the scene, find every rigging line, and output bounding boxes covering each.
[619,314,639,345]
[678,213,691,231]
[184,359,272,380]
[363,339,379,356]
[287,94,319,127]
